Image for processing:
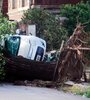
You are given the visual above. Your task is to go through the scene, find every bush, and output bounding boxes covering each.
[70,85,90,98]
[60,1,90,36]
[22,8,68,50]
[64,85,90,98]
[0,14,16,37]
[0,12,16,81]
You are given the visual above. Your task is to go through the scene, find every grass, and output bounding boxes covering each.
[62,84,90,98]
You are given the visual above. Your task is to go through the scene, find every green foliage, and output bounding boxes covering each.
[0,13,16,38]
[73,86,90,98]
[60,2,90,36]
[64,85,90,98]
[44,24,67,50]
[0,12,16,81]
[84,87,90,98]
[22,8,68,50]
[22,8,47,36]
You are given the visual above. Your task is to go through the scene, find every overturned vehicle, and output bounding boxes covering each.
[3,35,57,81]
[5,35,46,61]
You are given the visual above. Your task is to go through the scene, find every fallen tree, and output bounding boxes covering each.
[55,23,90,82]
[4,23,90,83]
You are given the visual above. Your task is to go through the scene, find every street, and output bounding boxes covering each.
[0,84,89,100]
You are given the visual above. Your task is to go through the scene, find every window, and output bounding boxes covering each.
[12,0,16,9]
[22,0,25,7]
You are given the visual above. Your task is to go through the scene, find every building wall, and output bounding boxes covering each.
[2,0,8,16]
[31,0,81,9]
[7,0,81,21]
[31,0,81,15]
[8,0,30,21]
[33,0,81,5]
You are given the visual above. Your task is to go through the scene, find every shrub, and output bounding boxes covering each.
[60,1,90,36]
[22,8,68,50]
[0,12,16,81]
[65,85,90,98]
[71,86,90,98]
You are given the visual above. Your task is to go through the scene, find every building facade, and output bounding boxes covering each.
[2,0,81,21]
[8,0,30,21]
[2,0,8,16]
[31,0,81,5]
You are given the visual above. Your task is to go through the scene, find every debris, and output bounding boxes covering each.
[14,80,61,88]
[4,23,90,83]
[56,23,90,82]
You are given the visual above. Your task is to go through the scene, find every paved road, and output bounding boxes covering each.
[0,84,89,100]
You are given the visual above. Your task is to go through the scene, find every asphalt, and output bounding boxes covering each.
[0,84,89,100]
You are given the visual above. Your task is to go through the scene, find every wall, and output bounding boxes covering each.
[7,0,81,21]
[34,0,81,5]
[8,0,30,21]
[2,0,8,16]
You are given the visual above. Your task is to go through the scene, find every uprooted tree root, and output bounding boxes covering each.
[55,23,90,83]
